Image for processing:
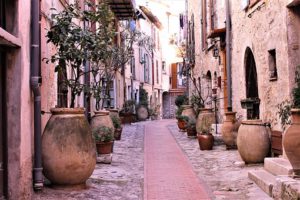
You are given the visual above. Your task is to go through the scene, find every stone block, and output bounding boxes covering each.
[264,158,293,176]
[272,175,300,199]
[248,169,276,196]
[96,154,112,164]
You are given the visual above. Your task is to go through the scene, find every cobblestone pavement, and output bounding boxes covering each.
[33,123,144,200]
[33,120,272,200]
[167,120,272,200]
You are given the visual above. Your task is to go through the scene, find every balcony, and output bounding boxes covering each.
[109,0,136,19]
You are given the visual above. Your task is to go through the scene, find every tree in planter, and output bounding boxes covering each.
[46,2,96,108]
[42,1,103,187]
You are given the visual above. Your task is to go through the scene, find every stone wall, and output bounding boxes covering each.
[187,0,300,131]
[230,0,293,130]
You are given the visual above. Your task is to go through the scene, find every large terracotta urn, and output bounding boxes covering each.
[237,120,271,164]
[181,105,196,121]
[42,108,96,186]
[91,110,115,133]
[283,109,300,175]
[196,108,215,133]
[221,112,238,149]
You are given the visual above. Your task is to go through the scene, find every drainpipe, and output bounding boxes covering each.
[30,0,43,190]
[225,0,232,112]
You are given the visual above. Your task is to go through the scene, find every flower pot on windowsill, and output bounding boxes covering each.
[187,127,197,137]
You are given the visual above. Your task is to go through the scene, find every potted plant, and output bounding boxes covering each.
[136,88,149,121]
[42,2,101,186]
[197,117,214,150]
[111,115,122,140]
[93,126,114,155]
[186,118,197,138]
[176,115,189,132]
[283,66,300,176]
[120,100,136,124]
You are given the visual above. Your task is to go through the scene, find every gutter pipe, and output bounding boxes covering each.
[30,0,43,190]
[225,0,232,111]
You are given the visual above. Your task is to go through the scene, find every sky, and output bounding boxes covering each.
[135,0,186,15]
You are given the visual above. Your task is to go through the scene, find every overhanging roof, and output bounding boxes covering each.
[207,28,226,39]
[109,0,136,19]
[139,6,163,29]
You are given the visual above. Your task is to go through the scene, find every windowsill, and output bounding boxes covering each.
[269,77,278,82]
[0,28,21,48]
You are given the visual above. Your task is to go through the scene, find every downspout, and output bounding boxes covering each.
[225,0,232,111]
[30,0,43,190]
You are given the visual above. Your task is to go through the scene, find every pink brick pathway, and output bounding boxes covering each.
[144,120,212,200]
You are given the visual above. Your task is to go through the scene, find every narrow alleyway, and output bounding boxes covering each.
[33,120,271,200]
[144,120,212,200]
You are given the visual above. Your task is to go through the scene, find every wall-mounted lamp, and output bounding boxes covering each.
[213,45,219,59]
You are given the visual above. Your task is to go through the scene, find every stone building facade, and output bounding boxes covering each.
[187,0,300,131]
[0,0,136,199]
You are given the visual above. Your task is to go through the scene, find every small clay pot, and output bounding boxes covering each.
[114,128,122,140]
[177,119,187,131]
[96,141,114,155]
[186,127,197,137]
[197,134,214,150]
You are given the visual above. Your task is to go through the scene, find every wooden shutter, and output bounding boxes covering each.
[171,63,178,89]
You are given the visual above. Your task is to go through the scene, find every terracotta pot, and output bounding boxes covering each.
[114,128,122,140]
[42,108,96,186]
[196,108,215,133]
[283,109,300,175]
[197,134,214,150]
[186,127,197,137]
[120,112,135,124]
[96,141,114,154]
[91,110,115,133]
[221,112,237,149]
[181,105,196,121]
[177,119,187,131]
[137,105,148,121]
[237,120,271,164]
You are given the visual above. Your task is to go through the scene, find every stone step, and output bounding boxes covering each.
[264,157,293,176]
[248,169,276,196]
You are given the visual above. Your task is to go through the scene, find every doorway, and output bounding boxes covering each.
[245,48,260,119]
[0,52,7,198]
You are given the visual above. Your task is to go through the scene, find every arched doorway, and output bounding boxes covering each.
[245,48,260,119]
[162,92,170,119]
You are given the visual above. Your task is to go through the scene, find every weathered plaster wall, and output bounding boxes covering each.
[188,0,226,122]
[230,0,291,130]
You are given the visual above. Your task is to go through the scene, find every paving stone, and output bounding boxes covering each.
[33,123,145,200]
[167,120,272,200]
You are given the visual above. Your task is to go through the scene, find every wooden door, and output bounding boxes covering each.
[0,52,7,198]
[171,63,177,89]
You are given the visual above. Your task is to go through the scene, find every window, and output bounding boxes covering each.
[0,0,17,35]
[103,80,115,108]
[144,54,150,83]
[201,0,207,50]
[131,57,135,79]
[162,61,166,72]
[156,60,159,84]
[268,49,278,81]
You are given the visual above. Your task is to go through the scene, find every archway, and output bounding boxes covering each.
[245,48,260,119]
